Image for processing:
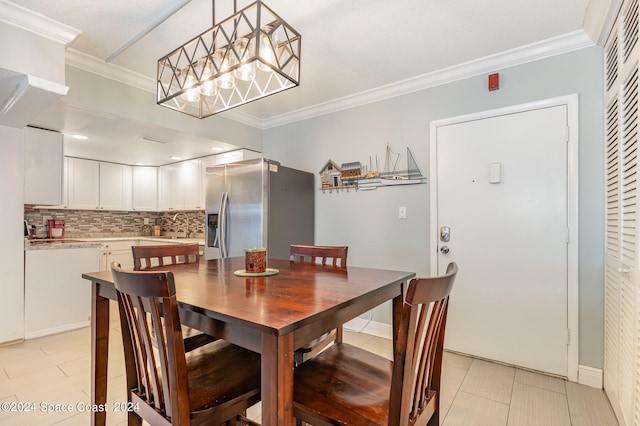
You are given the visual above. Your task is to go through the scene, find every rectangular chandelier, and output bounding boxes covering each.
[157,0,301,118]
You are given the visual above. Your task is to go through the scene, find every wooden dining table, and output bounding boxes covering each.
[82,257,415,425]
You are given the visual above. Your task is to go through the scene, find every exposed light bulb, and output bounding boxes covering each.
[180,70,200,102]
[233,37,256,81]
[214,50,236,90]
[257,26,278,72]
[198,62,218,97]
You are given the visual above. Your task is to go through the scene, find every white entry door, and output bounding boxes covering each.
[432,101,574,377]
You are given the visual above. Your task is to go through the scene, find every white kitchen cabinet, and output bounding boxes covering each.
[67,157,99,209]
[132,166,158,211]
[24,127,63,205]
[100,240,137,271]
[25,246,100,339]
[200,149,261,169]
[159,160,202,210]
[181,159,203,210]
[67,158,132,210]
[99,162,132,210]
[158,164,179,210]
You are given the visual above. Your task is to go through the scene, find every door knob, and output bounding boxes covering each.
[440,246,450,254]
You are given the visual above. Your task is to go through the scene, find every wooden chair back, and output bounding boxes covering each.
[132,243,200,271]
[390,262,458,424]
[289,244,348,268]
[111,262,191,424]
[290,244,348,364]
[111,262,261,425]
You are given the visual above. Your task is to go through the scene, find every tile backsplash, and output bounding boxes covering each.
[24,207,205,239]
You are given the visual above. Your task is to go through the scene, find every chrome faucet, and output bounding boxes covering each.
[172,212,190,238]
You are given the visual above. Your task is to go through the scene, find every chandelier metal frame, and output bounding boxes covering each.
[157,0,301,118]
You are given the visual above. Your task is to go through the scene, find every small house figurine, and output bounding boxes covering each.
[319,160,342,189]
[340,162,362,180]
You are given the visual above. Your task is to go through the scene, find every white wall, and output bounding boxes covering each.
[0,126,25,343]
[263,46,605,369]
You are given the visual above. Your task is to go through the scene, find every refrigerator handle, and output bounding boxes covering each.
[220,192,229,258]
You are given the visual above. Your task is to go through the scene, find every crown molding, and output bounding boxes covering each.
[66,30,595,131]
[66,49,156,92]
[262,30,595,129]
[0,0,80,45]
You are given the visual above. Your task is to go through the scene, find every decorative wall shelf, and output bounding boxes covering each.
[319,145,426,192]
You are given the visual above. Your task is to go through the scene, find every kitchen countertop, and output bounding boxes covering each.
[24,236,206,250]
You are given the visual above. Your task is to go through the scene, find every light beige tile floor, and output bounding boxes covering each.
[0,303,619,425]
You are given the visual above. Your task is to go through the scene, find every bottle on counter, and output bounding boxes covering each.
[153,218,162,237]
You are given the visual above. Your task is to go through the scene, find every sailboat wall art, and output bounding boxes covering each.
[319,144,427,192]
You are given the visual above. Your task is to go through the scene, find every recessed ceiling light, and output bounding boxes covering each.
[71,134,88,140]
[170,156,183,160]
[133,162,146,166]
[211,146,223,151]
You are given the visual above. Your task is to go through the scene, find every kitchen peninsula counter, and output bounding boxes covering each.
[23,235,204,340]
[24,236,205,250]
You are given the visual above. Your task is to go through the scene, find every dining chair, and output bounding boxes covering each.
[289,244,348,268]
[110,262,261,426]
[132,243,200,271]
[132,243,214,352]
[290,244,348,365]
[293,262,458,426]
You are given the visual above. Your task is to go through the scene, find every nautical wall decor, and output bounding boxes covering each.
[319,144,427,192]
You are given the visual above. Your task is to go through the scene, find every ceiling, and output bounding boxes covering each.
[6,0,593,165]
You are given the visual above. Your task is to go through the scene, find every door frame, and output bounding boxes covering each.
[429,94,579,382]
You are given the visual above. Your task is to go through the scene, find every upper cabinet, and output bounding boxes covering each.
[99,162,132,210]
[132,166,158,211]
[201,149,261,169]
[67,158,99,209]
[159,159,202,210]
[55,150,260,212]
[24,127,63,205]
[182,160,203,210]
[67,158,132,210]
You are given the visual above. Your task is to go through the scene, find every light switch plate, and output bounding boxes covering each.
[399,206,407,219]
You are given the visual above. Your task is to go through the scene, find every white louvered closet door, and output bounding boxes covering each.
[604,0,640,424]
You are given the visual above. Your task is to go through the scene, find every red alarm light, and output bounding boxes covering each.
[488,73,500,91]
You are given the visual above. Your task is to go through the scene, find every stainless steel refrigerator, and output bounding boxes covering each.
[205,158,314,261]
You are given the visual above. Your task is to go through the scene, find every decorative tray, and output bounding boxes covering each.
[233,268,280,277]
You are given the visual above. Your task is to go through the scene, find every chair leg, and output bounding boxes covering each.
[427,411,439,426]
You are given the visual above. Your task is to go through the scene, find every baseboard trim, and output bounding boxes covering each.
[24,321,89,340]
[346,318,604,389]
[578,365,603,388]
[344,318,392,339]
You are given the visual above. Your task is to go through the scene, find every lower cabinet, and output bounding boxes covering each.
[24,246,100,339]
[98,239,196,271]
[100,240,137,271]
